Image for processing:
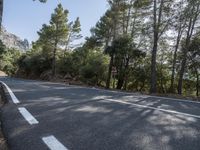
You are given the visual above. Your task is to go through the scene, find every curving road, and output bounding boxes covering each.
[1,77,200,150]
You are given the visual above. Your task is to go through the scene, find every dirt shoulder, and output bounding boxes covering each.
[0,71,7,77]
[0,85,9,150]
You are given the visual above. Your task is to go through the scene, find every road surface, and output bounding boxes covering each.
[0,77,200,150]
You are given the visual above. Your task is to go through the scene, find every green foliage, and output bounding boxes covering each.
[0,40,5,57]
[37,3,70,76]
[38,4,69,48]
[2,0,200,98]
[17,51,51,77]
[0,48,21,75]
[108,35,146,89]
[57,47,109,86]
[128,58,151,92]
[80,50,109,85]
[65,17,82,50]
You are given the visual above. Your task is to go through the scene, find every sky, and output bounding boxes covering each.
[3,0,108,43]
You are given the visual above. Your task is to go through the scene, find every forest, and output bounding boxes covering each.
[0,0,200,97]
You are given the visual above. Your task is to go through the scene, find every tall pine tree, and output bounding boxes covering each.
[37,4,69,77]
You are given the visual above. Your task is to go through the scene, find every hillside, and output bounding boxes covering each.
[0,26,29,52]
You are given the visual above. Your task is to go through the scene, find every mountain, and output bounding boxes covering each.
[0,26,29,52]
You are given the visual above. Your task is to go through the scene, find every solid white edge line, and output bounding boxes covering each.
[18,107,39,125]
[106,99,200,119]
[42,135,68,150]
[0,81,20,104]
[67,84,200,105]
[100,88,200,104]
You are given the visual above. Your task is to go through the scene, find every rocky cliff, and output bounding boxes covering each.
[0,26,29,52]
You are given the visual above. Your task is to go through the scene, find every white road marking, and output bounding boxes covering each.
[0,81,20,104]
[18,107,39,125]
[106,99,200,119]
[104,89,200,104]
[150,95,200,104]
[68,84,200,104]
[42,135,68,150]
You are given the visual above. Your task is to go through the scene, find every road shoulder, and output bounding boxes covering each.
[0,84,9,150]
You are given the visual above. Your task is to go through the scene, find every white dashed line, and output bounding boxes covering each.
[106,99,200,119]
[0,81,20,104]
[18,107,39,125]
[42,135,68,150]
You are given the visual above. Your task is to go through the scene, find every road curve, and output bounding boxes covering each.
[1,77,200,150]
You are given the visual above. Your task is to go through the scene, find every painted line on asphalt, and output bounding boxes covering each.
[104,89,200,104]
[42,135,68,150]
[0,81,20,104]
[69,85,200,105]
[106,99,200,119]
[18,107,39,125]
[150,95,200,104]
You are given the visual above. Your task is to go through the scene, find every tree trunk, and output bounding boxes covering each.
[123,74,128,90]
[52,41,57,78]
[196,70,199,97]
[123,57,130,90]
[112,75,116,89]
[177,47,188,95]
[106,54,113,89]
[169,31,182,93]
[169,4,186,93]
[117,77,124,89]
[178,4,200,94]
[150,0,163,94]
[117,56,130,90]
[0,0,3,30]
[116,61,124,89]
[178,34,191,95]
[150,36,158,93]
[139,81,145,92]
[64,31,72,54]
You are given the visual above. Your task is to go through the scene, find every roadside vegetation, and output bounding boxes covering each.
[0,0,199,98]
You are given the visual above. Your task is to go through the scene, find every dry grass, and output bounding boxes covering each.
[0,71,7,77]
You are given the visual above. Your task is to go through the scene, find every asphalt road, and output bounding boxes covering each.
[0,77,200,150]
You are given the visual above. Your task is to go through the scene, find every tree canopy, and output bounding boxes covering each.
[1,0,200,98]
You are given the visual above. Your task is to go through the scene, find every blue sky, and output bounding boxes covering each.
[3,0,108,42]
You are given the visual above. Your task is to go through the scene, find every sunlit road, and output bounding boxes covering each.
[1,77,200,150]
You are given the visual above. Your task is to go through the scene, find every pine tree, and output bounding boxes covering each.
[65,17,82,51]
[178,0,200,94]
[37,4,69,77]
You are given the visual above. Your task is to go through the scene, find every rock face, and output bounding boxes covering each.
[0,26,29,52]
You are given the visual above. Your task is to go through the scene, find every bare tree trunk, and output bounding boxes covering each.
[52,41,57,78]
[170,0,186,93]
[106,54,113,89]
[150,0,164,94]
[64,31,72,54]
[125,0,133,33]
[178,4,200,94]
[150,37,158,93]
[177,49,187,94]
[0,0,3,30]
[123,56,131,90]
[117,78,124,89]
[106,1,120,89]
[169,28,182,93]
[150,0,158,93]
[116,61,124,89]
[196,69,199,97]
